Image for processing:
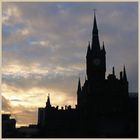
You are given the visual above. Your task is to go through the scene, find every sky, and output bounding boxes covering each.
[2,2,138,127]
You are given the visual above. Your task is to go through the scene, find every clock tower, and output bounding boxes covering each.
[86,12,106,82]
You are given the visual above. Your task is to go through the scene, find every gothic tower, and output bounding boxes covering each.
[86,12,106,82]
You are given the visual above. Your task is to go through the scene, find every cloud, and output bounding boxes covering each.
[12,105,38,126]
[2,72,78,101]
[2,96,12,113]
[2,2,138,126]
[2,4,21,25]
[2,95,37,126]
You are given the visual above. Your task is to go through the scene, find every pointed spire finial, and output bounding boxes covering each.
[102,41,106,53]
[124,64,126,70]
[93,8,98,33]
[77,77,81,94]
[112,66,115,75]
[91,9,100,52]
[78,76,81,87]
[93,8,96,16]
[46,93,51,107]
[123,65,127,81]
[87,41,91,57]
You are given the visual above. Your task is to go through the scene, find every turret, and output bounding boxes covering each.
[77,77,81,95]
[77,77,82,107]
[107,67,116,80]
[120,71,123,80]
[112,66,115,76]
[46,94,51,108]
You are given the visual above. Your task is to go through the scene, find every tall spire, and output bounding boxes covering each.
[77,77,81,94]
[46,94,51,108]
[92,10,100,52]
[123,65,127,81]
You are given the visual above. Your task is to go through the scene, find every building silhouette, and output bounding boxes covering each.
[37,12,137,138]
[2,114,17,138]
[2,12,138,138]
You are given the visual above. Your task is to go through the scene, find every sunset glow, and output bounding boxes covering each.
[2,2,138,127]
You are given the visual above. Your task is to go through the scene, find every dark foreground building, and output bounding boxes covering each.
[37,13,138,138]
[2,114,17,138]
